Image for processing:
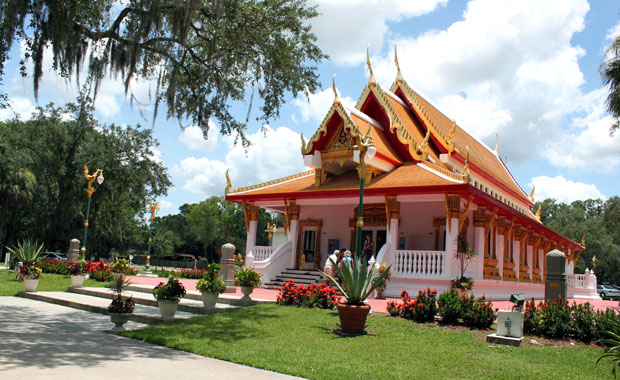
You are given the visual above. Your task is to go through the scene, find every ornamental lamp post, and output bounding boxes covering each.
[81,165,104,261]
[355,132,376,261]
[146,200,160,272]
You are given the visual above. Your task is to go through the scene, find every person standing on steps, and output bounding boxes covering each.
[363,235,374,265]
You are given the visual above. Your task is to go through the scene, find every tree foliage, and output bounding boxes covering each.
[0,0,326,144]
[537,197,620,284]
[0,101,171,256]
[602,32,620,135]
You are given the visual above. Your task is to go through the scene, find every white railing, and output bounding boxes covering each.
[252,240,293,285]
[393,250,446,278]
[567,274,586,288]
[252,246,274,262]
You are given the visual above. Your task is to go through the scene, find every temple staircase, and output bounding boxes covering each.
[263,268,325,289]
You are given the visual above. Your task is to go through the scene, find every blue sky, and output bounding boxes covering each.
[2,0,619,216]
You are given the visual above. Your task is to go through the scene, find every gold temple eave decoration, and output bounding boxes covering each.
[225,169,233,195]
[229,170,315,195]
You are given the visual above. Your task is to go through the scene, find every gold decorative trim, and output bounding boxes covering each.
[225,169,233,195]
[354,85,428,161]
[419,161,464,182]
[529,185,535,202]
[229,170,315,194]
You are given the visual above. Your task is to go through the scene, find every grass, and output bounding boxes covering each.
[0,269,108,296]
[121,304,609,380]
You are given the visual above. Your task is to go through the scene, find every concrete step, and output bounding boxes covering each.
[277,273,324,281]
[124,284,275,306]
[273,277,319,286]
[17,291,206,325]
[68,286,241,314]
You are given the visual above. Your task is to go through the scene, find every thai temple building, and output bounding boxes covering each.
[225,48,598,301]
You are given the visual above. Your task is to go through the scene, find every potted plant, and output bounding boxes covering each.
[196,263,226,309]
[18,263,43,292]
[322,254,391,333]
[8,239,44,268]
[152,277,186,319]
[67,261,87,287]
[107,274,135,331]
[233,267,262,301]
[373,262,392,299]
[110,258,131,280]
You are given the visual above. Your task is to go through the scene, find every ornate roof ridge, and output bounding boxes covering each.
[418,161,465,183]
[230,170,315,194]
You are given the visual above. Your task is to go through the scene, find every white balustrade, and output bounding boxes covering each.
[567,274,586,288]
[252,246,275,262]
[393,250,446,278]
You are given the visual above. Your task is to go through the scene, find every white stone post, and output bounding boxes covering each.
[246,219,257,258]
[383,218,399,266]
[4,252,10,268]
[496,233,504,280]
[220,243,237,293]
[289,219,299,268]
[445,218,459,278]
[245,251,254,269]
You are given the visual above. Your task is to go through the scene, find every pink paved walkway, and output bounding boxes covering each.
[127,276,619,314]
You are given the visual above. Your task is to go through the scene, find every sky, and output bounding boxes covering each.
[1,0,619,216]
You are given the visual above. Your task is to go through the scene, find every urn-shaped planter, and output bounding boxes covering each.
[23,278,39,292]
[71,275,85,287]
[109,313,131,332]
[158,299,179,319]
[201,292,219,309]
[336,303,371,333]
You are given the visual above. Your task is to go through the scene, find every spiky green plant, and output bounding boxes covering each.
[321,255,391,306]
[109,273,131,297]
[7,239,44,265]
[597,318,620,377]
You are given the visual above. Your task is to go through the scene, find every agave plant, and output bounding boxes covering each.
[597,318,620,378]
[109,273,131,297]
[321,254,391,306]
[7,239,44,265]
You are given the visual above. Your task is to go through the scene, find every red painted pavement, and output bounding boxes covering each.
[127,276,619,314]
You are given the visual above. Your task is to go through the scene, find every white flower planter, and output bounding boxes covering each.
[157,299,179,319]
[70,275,85,287]
[109,313,131,332]
[23,278,39,292]
[201,292,219,309]
[239,286,254,305]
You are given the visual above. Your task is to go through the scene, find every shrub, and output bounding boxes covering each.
[393,289,437,323]
[437,289,463,324]
[386,300,401,317]
[234,267,262,288]
[40,259,68,274]
[462,295,496,329]
[596,309,620,341]
[66,261,87,276]
[571,302,597,343]
[523,298,541,336]
[538,298,572,340]
[276,280,340,309]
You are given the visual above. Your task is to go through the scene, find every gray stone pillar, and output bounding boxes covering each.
[68,239,80,262]
[545,249,567,301]
[220,243,236,293]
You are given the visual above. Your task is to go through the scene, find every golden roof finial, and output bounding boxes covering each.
[367,44,377,89]
[301,133,308,155]
[581,232,586,248]
[529,185,535,202]
[463,145,471,183]
[447,119,456,157]
[495,133,499,154]
[421,129,430,149]
[332,74,341,107]
[535,204,541,221]
[395,42,403,86]
[225,169,233,195]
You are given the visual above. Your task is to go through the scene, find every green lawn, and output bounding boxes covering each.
[0,269,108,296]
[121,304,609,380]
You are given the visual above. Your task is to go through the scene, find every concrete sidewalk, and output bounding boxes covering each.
[0,296,302,380]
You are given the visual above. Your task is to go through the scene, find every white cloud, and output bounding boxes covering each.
[0,96,36,121]
[173,125,307,197]
[368,0,599,167]
[178,124,218,152]
[309,0,447,66]
[148,147,163,164]
[606,21,620,41]
[530,176,606,203]
[292,87,356,123]
[158,200,174,211]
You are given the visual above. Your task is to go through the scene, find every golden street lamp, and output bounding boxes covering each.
[355,129,376,261]
[146,200,160,271]
[81,165,104,261]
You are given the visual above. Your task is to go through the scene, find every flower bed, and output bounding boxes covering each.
[154,267,205,279]
[276,280,340,309]
[387,289,497,329]
[39,259,68,274]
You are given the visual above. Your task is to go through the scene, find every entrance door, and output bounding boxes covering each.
[300,228,317,269]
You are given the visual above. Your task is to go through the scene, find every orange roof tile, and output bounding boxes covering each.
[349,113,401,165]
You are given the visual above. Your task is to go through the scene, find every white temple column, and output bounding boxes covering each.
[445,217,459,278]
[496,233,504,280]
[383,195,400,267]
[474,225,485,280]
[286,200,301,269]
[513,239,520,281]
[246,220,257,257]
[527,246,534,280]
